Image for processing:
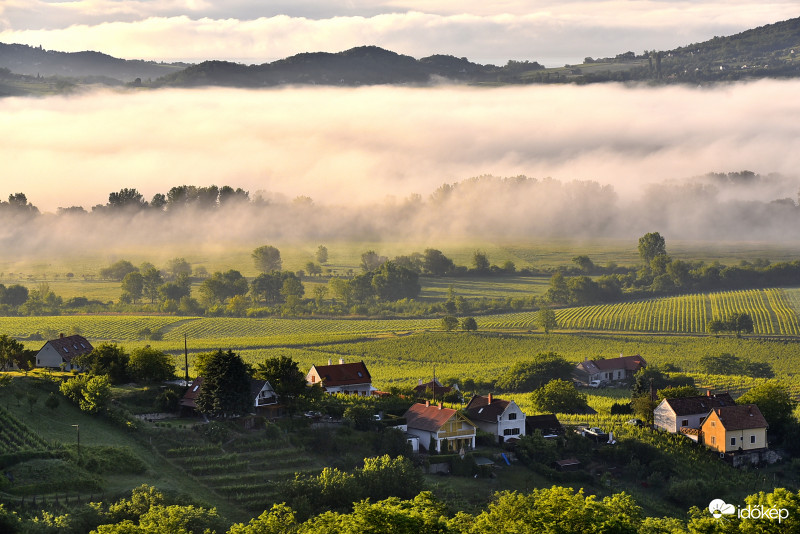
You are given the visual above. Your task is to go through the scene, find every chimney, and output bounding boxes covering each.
[707,389,711,396]
[418,379,423,386]
[339,358,344,365]
[425,400,430,407]
[438,402,443,410]
[488,393,492,405]
[59,333,65,338]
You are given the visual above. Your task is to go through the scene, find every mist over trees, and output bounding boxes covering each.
[2,171,800,257]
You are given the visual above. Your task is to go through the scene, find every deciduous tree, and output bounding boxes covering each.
[252,245,282,273]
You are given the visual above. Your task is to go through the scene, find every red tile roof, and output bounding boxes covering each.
[404,402,459,433]
[711,404,768,431]
[44,334,93,363]
[312,361,371,387]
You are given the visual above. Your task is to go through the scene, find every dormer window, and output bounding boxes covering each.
[357,372,362,377]
[63,347,69,353]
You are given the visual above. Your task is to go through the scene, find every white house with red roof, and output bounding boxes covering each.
[306,359,375,396]
[35,334,93,371]
[464,393,526,444]
[403,401,477,453]
[573,354,647,385]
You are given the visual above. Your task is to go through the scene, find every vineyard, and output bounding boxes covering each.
[555,288,800,335]
[0,406,50,454]
[162,436,322,513]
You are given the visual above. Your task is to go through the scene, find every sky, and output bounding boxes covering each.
[1,1,799,66]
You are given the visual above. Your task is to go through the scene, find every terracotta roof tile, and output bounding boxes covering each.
[403,403,458,432]
[312,361,371,387]
[712,404,768,431]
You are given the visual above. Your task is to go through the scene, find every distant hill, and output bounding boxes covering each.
[1,15,799,94]
[0,42,187,83]
[151,46,544,88]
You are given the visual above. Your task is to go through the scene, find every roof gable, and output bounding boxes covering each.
[465,395,511,422]
[663,393,735,416]
[311,361,372,387]
[590,355,647,371]
[404,403,464,432]
[43,334,93,363]
[711,404,768,431]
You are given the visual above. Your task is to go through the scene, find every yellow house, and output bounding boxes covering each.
[403,402,476,453]
[701,404,768,454]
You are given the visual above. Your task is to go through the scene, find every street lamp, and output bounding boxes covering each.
[72,424,80,457]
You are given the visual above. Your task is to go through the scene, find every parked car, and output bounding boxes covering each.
[582,427,608,440]
[626,418,645,426]
[589,380,604,388]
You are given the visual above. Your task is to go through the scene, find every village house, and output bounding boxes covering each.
[573,354,647,385]
[306,359,375,396]
[464,393,526,444]
[653,392,735,433]
[179,377,281,417]
[525,413,564,438]
[414,378,460,401]
[403,401,477,453]
[35,333,93,372]
[701,404,769,454]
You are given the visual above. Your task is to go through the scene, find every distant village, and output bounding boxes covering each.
[26,332,779,472]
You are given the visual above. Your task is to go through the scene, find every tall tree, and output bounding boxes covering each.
[107,188,147,210]
[0,334,24,371]
[473,250,490,273]
[360,250,386,272]
[252,245,282,273]
[74,343,130,384]
[141,267,164,304]
[254,356,307,406]
[638,231,667,266]
[538,307,558,334]
[423,248,455,276]
[315,245,329,264]
[120,271,144,303]
[371,261,421,301]
[196,349,252,417]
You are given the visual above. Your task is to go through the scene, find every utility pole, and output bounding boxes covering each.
[432,364,436,405]
[184,333,189,384]
[72,424,80,457]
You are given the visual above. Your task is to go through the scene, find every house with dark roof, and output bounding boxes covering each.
[179,377,280,417]
[306,359,375,396]
[701,404,768,454]
[464,393,526,444]
[35,334,93,371]
[654,392,735,433]
[414,378,460,401]
[525,413,564,437]
[403,401,476,453]
[573,354,646,385]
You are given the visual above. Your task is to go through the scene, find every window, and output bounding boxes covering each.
[681,419,689,427]
[730,437,736,446]
[508,413,517,420]
[63,347,69,353]
[750,435,756,444]
[504,428,513,435]
[311,375,315,383]
[511,428,520,435]
[711,421,716,427]
[711,436,716,445]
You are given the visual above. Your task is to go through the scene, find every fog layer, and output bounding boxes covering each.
[1,81,800,254]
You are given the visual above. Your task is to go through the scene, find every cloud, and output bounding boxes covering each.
[2,3,799,65]
[0,81,799,253]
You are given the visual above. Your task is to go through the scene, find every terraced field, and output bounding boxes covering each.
[162,435,323,513]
